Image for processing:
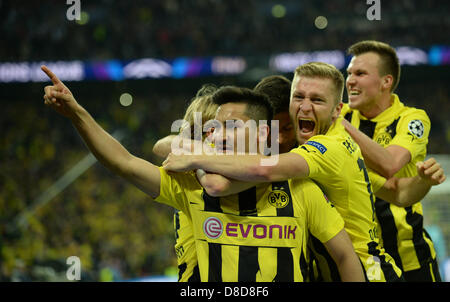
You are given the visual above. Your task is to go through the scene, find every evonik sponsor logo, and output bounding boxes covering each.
[203,217,297,240]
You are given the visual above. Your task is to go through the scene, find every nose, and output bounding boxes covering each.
[346,74,356,86]
[300,99,313,113]
[211,123,225,142]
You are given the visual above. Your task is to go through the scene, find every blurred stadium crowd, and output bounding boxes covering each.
[1,0,449,281]
[2,0,450,61]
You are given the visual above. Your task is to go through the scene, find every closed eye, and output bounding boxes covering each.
[292,94,304,100]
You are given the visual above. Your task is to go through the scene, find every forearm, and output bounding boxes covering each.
[70,106,133,175]
[394,176,431,207]
[325,229,365,282]
[41,65,161,198]
[153,135,177,158]
[345,124,397,178]
[336,253,366,282]
[191,154,272,182]
[192,153,308,182]
[197,170,257,196]
[375,176,430,207]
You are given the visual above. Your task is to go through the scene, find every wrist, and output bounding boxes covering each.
[417,175,434,187]
[69,104,87,123]
[190,155,202,170]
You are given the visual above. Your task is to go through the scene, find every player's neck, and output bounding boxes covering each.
[360,93,392,119]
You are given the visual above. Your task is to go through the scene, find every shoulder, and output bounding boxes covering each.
[289,178,327,207]
[292,132,352,165]
[394,97,430,124]
[289,177,321,192]
[396,106,431,140]
[304,131,343,153]
[400,106,430,121]
[159,167,200,191]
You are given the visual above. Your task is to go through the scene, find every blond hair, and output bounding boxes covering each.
[293,62,344,104]
[181,84,219,139]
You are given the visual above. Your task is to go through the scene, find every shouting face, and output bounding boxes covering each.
[289,76,341,145]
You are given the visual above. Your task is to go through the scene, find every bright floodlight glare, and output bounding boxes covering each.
[119,93,133,107]
[314,16,328,30]
[272,4,286,18]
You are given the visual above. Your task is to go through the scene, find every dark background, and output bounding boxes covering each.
[1,0,449,281]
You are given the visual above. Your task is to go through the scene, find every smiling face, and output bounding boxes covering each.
[213,102,267,154]
[289,76,341,145]
[346,52,390,114]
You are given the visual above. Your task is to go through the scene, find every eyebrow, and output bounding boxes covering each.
[311,93,327,99]
[347,67,366,73]
[293,91,327,99]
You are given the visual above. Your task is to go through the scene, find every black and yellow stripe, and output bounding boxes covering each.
[344,108,436,275]
[201,182,303,282]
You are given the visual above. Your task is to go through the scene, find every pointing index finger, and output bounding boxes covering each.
[41,65,62,85]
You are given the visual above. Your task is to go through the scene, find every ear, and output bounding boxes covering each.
[331,102,343,122]
[382,74,394,91]
[257,123,270,144]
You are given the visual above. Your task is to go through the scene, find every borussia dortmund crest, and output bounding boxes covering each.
[374,132,392,146]
[268,190,290,208]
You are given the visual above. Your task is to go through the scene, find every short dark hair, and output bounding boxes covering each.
[347,40,401,92]
[211,86,273,122]
[254,75,291,115]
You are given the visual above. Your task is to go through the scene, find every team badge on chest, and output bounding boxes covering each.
[268,190,290,208]
[374,132,392,146]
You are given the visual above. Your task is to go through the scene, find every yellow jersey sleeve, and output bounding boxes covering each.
[155,167,199,215]
[300,180,345,243]
[389,109,430,160]
[290,135,343,181]
[367,169,387,193]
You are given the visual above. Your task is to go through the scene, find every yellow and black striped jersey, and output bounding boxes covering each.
[341,94,436,273]
[173,210,200,282]
[156,167,344,282]
[290,116,403,281]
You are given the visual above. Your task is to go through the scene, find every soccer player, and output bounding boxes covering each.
[154,75,297,282]
[162,62,445,281]
[152,84,219,159]
[254,75,297,154]
[153,84,219,282]
[342,40,443,281]
[41,66,364,282]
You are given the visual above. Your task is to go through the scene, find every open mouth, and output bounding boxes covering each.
[349,89,361,97]
[299,119,315,134]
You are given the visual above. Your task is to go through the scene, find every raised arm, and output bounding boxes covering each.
[162,151,310,183]
[342,119,410,178]
[41,65,161,198]
[153,135,178,158]
[375,157,446,207]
